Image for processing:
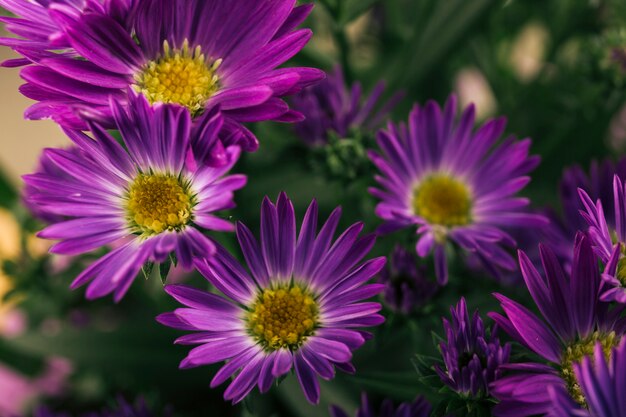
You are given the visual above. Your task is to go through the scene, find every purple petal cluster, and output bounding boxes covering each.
[330,393,431,417]
[435,298,510,397]
[3,0,323,164]
[24,93,246,301]
[377,245,438,314]
[291,65,403,145]
[489,234,625,416]
[580,175,626,303]
[550,340,626,417]
[561,157,626,234]
[158,193,385,404]
[368,95,546,284]
[0,0,131,68]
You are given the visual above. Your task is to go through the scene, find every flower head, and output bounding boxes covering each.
[489,234,625,416]
[435,298,510,398]
[549,339,626,417]
[158,193,385,404]
[580,174,626,303]
[8,0,323,165]
[24,93,246,301]
[329,393,431,417]
[377,245,438,314]
[368,95,545,284]
[291,65,403,145]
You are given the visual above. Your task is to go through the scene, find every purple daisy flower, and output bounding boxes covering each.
[489,234,625,416]
[368,95,546,284]
[24,93,247,301]
[549,339,626,417]
[329,393,431,417]
[579,175,626,303]
[435,297,510,398]
[291,65,403,146]
[8,0,323,165]
[157,193,386,404]
[377,245,438,315]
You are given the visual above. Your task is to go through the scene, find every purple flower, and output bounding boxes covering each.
[580,175,626,303]
[377,245,438,314]
[291,65,403,145]
[368,95,546,284]
[8,0,323,165]
[549,340,626,417]
[329,393,431,417]
[34,396,167,417]
[509,158,626,281]
[489,234,624,416]
[560,158,626,235]
[0,0,131,68]
[435,297,510,398]
[157,193,385,404]
[24,93,246,301]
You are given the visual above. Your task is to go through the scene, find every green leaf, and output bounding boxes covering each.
[141,262,154,280]
[158,257,173,285]
[0,167,17,209]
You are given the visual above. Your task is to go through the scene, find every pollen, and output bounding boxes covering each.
[247,285,319,351]
[560,331,619,407]
[413,174,472,227]
[134,40,221,114]
[126,173,193,236]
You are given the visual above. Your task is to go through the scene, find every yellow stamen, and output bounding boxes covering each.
[412,174,472,228]
[560,331,619,407]
[126,173,193,236]
[134,40,221,114]
[247,285,319,351]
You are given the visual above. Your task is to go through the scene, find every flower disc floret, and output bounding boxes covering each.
[247,285,319,351]
[126,173,194,236]
[560,331,619,407]
[134,40,221,114]
[413,175,472,227]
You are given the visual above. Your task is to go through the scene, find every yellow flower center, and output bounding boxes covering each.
[247,285,319,351]
[560,331,619,407]
[134,40,221,114]
[126,173,193,236]
[412,175,472,227]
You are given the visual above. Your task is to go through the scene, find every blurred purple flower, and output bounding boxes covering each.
[330,393,431,417]
[377,246,438,314]
[291,66,403,145]
[0,357,72,417]
[34,396,168,417]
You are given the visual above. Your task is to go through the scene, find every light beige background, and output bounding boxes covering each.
[0,47,66,187]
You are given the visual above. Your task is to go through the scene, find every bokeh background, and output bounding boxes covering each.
[1,0,626,416]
